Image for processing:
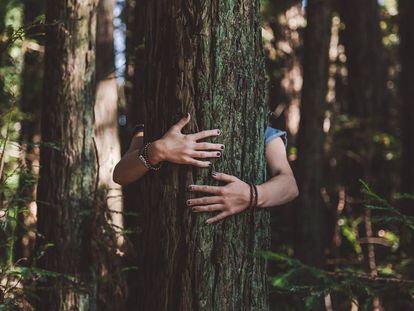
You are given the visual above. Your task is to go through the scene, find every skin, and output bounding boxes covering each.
[113,114,299,224]
[113,114,224,186]
[187,137,299,224]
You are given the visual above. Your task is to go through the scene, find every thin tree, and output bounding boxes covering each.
[36,0,98,309]
[295,0,331,268]
[92,0,127,309]
[135,0,269,309]
[338,1,387,309]
[399,0,414,203]
[15,0,44,263]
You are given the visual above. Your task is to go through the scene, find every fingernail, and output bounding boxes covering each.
[187,185,193,191]
[186,200,191,206]
[208,162,211,167]
[220,145,225,150]
[192,207,196,212]
[216,152,221,157]
[212,171,217,177]
[217,130,221,135]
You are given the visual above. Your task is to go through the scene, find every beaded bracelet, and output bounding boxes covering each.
[138,142,162,171]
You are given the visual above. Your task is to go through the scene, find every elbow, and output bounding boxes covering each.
[112,164,125,186]
[290,177,299,201]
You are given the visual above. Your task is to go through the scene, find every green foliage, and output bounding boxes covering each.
[266,182,414,309]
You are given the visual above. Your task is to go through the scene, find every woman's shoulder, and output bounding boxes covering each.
[265,126,287,147]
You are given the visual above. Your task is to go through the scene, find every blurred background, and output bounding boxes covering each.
[1,0,414,310]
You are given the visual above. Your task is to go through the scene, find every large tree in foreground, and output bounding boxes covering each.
[135,0,269,309]
[36,0,98,309]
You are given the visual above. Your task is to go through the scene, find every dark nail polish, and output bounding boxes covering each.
[187,185,193,191]
[220,145,225,150]
[192,207,196,212]
[216,152,221,157]
[217,130,221,135]
[187,200,191,206]
[212,171,217,177]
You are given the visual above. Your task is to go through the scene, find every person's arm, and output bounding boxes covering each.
[187,137,299,224]
[256,136,299,208]
[112,130,148,186]
[113,114,225,186]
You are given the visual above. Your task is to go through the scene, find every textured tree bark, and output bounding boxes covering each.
[122,1,146,306]
[295,0,331,268]
[399,0,414,203]
[36,0,98,309]
[136,1,269,310]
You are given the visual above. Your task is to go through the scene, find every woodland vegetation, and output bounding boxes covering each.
[0,0,414,310]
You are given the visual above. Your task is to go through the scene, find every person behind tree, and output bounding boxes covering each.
[113,113,298,223]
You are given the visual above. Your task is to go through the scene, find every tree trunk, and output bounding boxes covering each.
[399,0,414,201]
[338,0,387,124]
[15,0,44,263]
[338,2,387,308]
[122,1,146,306]
[295,0,331,268]
[136,1,269,310]
[338,0,388,195]
[93,0,127,309]
[36,0,98,309]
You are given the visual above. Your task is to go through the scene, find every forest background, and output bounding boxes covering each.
[1,0,414,310]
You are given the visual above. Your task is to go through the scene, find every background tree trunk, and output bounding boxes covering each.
[36,0,98,309]
[338,0,388,194]
[93,0,126,309]
[136,0,269,310]
[295,0,331,268]
[338,0,387,124]
[15,0,44,263]
[399,0,414,202]
[338,2,387,308]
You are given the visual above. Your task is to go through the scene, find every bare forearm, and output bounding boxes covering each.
[256,174,299,208]
[113,140,165,186]
[113,149,149,186]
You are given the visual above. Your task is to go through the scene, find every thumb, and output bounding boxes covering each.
[174,113,191,131]
[212,172,238,183]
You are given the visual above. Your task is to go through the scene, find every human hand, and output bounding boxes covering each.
[187,172,251,224]
[148,114,224,168]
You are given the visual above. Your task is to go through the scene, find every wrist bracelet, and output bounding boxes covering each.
[248,183,258,210]
[138,142,162,171]
[252,184,258,209]
[248,184,254,210]
[249,183,258,210]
